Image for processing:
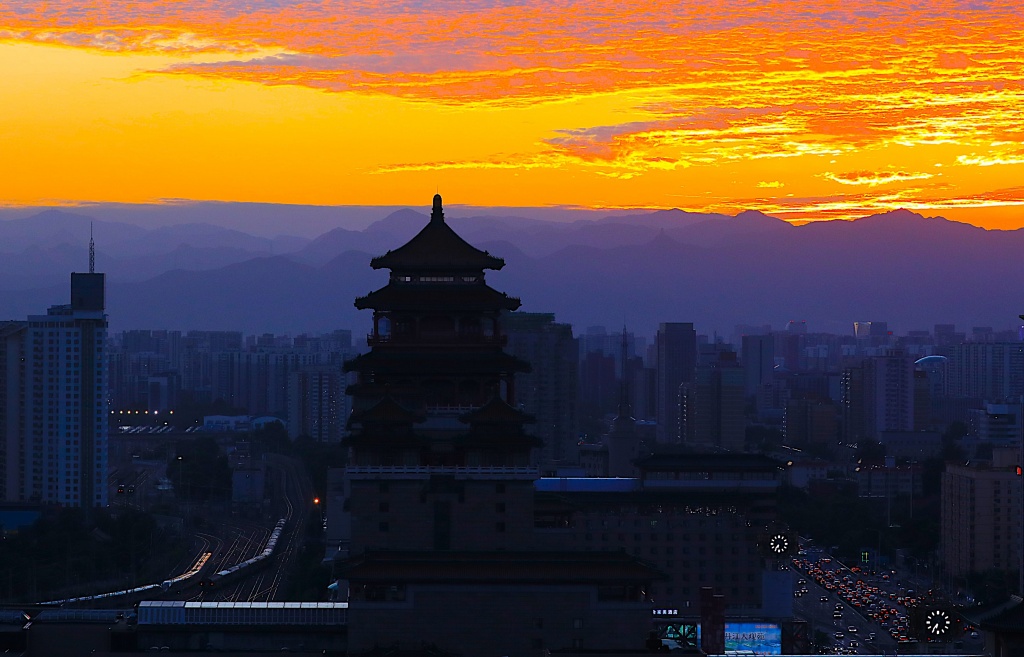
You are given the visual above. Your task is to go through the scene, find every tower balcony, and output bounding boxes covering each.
[366,333,508,347]
[345,465,538,480]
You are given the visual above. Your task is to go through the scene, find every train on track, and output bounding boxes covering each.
[39,517,287,605]
[199,518,287,590]
[160,551,212,593]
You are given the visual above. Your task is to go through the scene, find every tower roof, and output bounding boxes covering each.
[355,282,521,311]
[460,395,536,426]
[370,195,505,272]
[344,349,531,376]
[350,393,419,426]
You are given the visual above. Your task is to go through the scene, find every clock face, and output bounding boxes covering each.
[926,609,951,636]
[769,534,789,554]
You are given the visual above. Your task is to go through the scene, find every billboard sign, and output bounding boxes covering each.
[697,622,782,655]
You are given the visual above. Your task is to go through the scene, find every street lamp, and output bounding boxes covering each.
[314,497,326,533]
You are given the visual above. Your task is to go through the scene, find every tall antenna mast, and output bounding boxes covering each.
[89,222,95,274]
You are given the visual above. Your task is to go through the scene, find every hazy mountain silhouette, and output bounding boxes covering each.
[3,206,1024,335]
[0,209,147,253]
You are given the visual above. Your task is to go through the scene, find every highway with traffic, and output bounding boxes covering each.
[791,543,985,654]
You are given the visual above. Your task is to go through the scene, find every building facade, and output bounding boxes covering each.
[656,322,696,443]
[503,312,579,471]
[1,272,108,508]
[946,342,1024,401]
[941,447,1022,579]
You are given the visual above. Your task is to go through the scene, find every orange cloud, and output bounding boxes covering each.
[2,0,1024,226]
[824,170,935,186]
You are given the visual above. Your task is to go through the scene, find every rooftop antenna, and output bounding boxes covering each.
[89,222,95,274]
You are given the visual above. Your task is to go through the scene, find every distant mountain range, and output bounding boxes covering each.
[1,205,1021,337]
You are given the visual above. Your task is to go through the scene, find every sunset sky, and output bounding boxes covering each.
[3,0,1024,226]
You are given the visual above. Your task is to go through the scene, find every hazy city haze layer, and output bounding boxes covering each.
[1,204,1020,336]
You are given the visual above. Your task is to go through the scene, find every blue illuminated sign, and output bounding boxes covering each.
[696,622,782,655]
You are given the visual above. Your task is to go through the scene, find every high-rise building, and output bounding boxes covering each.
[687,351,746,451]
[605,329,642,477]
[578,349,616,421]
[868,350,914,436]
[941,447,1022,579]
[656,322,696,443]
[784,399,837,447]
[1,270,108,508]
[742,334,775,396]
[503,312,579,470]
[0,322,27,502]
[970,402,1024,445]
[287,365,349,443]
[841,350,914,441]
[946,342,1024,400]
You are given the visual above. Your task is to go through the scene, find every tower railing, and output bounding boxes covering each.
[366,333,507,347]
[345,465,538,479]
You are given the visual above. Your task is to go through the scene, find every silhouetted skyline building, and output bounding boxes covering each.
[288,364,348,443]
[942,446,1021,579]
[656,322,696,443]
[0,270,108,508]
[687,350,745,451]
[503,312,579,471]
[742,334,775,396]
[841,350,914,442]
[946,341,1024,400]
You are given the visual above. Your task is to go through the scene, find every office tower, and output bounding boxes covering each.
[972,326,995,343]
[941,447,1021,579]
[774,332,802,372]
[784,399,838,447]
[579,349,617,420]
[606,329,641,477]
[656,322,696,442]
[971,402,1024,445]
[934,323,955,344]
[288,365,348,443]
[503,312,579,469]
[743,334,775,395]
[841,350,914,442]
[689,351,746,451]
[946,342,1024,400]
[0,267,108,507]
[869,350,914,435]
[0,322,27,501]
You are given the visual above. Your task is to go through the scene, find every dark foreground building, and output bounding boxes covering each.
[339,196,661,656]
[336,196,793,655]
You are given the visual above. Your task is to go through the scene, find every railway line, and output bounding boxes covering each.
[42,455,312,607]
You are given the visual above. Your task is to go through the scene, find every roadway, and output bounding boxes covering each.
[792,544,986,655]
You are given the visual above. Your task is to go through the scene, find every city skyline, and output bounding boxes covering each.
[0,190,1018,654]
[3,1,1024,228]
[4,203,1024,337]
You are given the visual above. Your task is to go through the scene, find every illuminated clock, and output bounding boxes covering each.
[926,609,951,636]
[769,533,790,554]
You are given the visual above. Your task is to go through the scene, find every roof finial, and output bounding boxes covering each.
[89,222,95,274]
[431,193,444,224]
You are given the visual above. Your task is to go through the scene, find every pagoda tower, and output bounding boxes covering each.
[343,194,540,552]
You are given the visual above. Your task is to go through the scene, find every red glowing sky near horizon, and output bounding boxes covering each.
[3,0,1024,227]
